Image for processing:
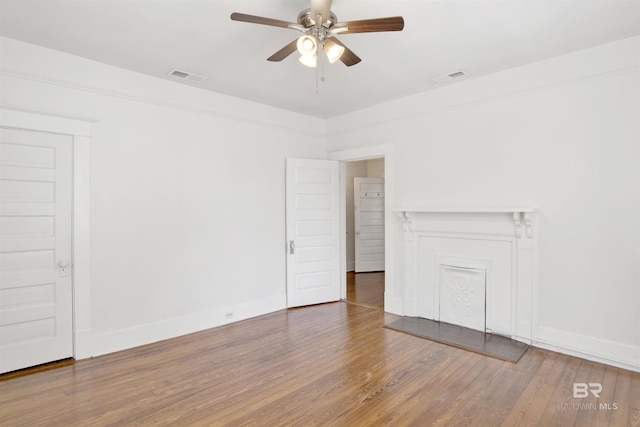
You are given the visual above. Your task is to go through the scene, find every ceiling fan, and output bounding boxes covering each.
[231,0,404,68]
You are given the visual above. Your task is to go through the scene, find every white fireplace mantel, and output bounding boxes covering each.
[395,207,538,344]
[394,207,536,238]
[394,207,534,213]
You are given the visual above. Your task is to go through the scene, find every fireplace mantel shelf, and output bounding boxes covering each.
[393,207,535,214]
[394,207,536,238]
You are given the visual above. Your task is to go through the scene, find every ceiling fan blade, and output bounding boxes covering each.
[267,39,299,62]
[230,12,296,29]
[334,16,404,34]
[331,38,361,67]
[310,0,333,24]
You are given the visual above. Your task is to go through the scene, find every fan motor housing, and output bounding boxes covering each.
[297,8,338,28]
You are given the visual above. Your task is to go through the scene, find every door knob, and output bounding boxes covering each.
[58,260,70,278]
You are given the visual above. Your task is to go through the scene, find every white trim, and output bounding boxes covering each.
[0,105,91,136]
[0,107,93,359]
[325,31,639,137]
[394,207,535,213]
[330,143,398,314]
[1,69,323,138]
[330,142,394,162]
[72,135,92,358]
[339,162,347,300]
[535,326,640,373]
[92,294,285,357]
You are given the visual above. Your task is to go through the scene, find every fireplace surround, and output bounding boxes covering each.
[396,208,537,343]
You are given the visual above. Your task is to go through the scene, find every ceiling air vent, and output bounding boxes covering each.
[168,69,207,83]
[431,70,470,84]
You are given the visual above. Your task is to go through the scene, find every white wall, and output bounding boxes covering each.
[328,36,640,371]
[366,158,384,179]
[0,37,326,356]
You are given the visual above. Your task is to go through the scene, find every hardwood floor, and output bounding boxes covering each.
[1,297,639,425]
[346,271,384,309]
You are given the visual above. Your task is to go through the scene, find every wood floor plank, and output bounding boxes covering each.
[346,271,385,309]
[0,274,638,426]
[630,370,640,427]
[609,368,632,427]
[537,354,585,427]
[590,364,619,426]
[471,348,550,425]
[328,341,479,426]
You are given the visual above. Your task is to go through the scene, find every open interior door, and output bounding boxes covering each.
[0,127,73,373]
[286,159,340,307]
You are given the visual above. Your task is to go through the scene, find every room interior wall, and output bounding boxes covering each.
[327,36,640,371]
[0,37,326,356]
[366,158,384,178]
[2,34,638,372]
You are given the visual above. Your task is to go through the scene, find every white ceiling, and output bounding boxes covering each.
[1,0,639,118]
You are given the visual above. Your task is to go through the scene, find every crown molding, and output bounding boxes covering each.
[326,64,640,138]
[0,68,325,139]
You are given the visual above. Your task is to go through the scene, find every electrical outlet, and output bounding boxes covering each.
[224,311,234,319]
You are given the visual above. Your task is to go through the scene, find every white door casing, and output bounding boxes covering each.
[0,127,73,373]
[354,177,385,272]
[286,159,340,307]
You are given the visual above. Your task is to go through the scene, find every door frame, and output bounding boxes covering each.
[0,107,93,359]
[329,143,400,313]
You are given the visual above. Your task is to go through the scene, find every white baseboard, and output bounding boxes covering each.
[347,261,355,272]
[535,326,640,373]
[85,298,640,374]
[90,294,286,358]
[74,328,93,359]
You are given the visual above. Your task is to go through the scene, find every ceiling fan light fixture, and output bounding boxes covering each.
[323,39,345,63]
[298,52,318,68]
[231,4,405,69]
[296,35,317,56]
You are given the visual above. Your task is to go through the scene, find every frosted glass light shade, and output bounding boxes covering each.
[298,53,318,68]
[297,35,317,56]
[323,39,345,63]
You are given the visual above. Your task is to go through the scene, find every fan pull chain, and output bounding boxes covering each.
[320,44,326,83]
[316,45,326,94]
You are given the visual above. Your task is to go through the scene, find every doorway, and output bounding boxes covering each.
[0,107,92,367]
[329,143,396,313]
[344,158,385,309]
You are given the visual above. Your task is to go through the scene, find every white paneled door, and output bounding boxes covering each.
[354,177,385,272]
[286,159,340,307]
[0,127,73,374]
